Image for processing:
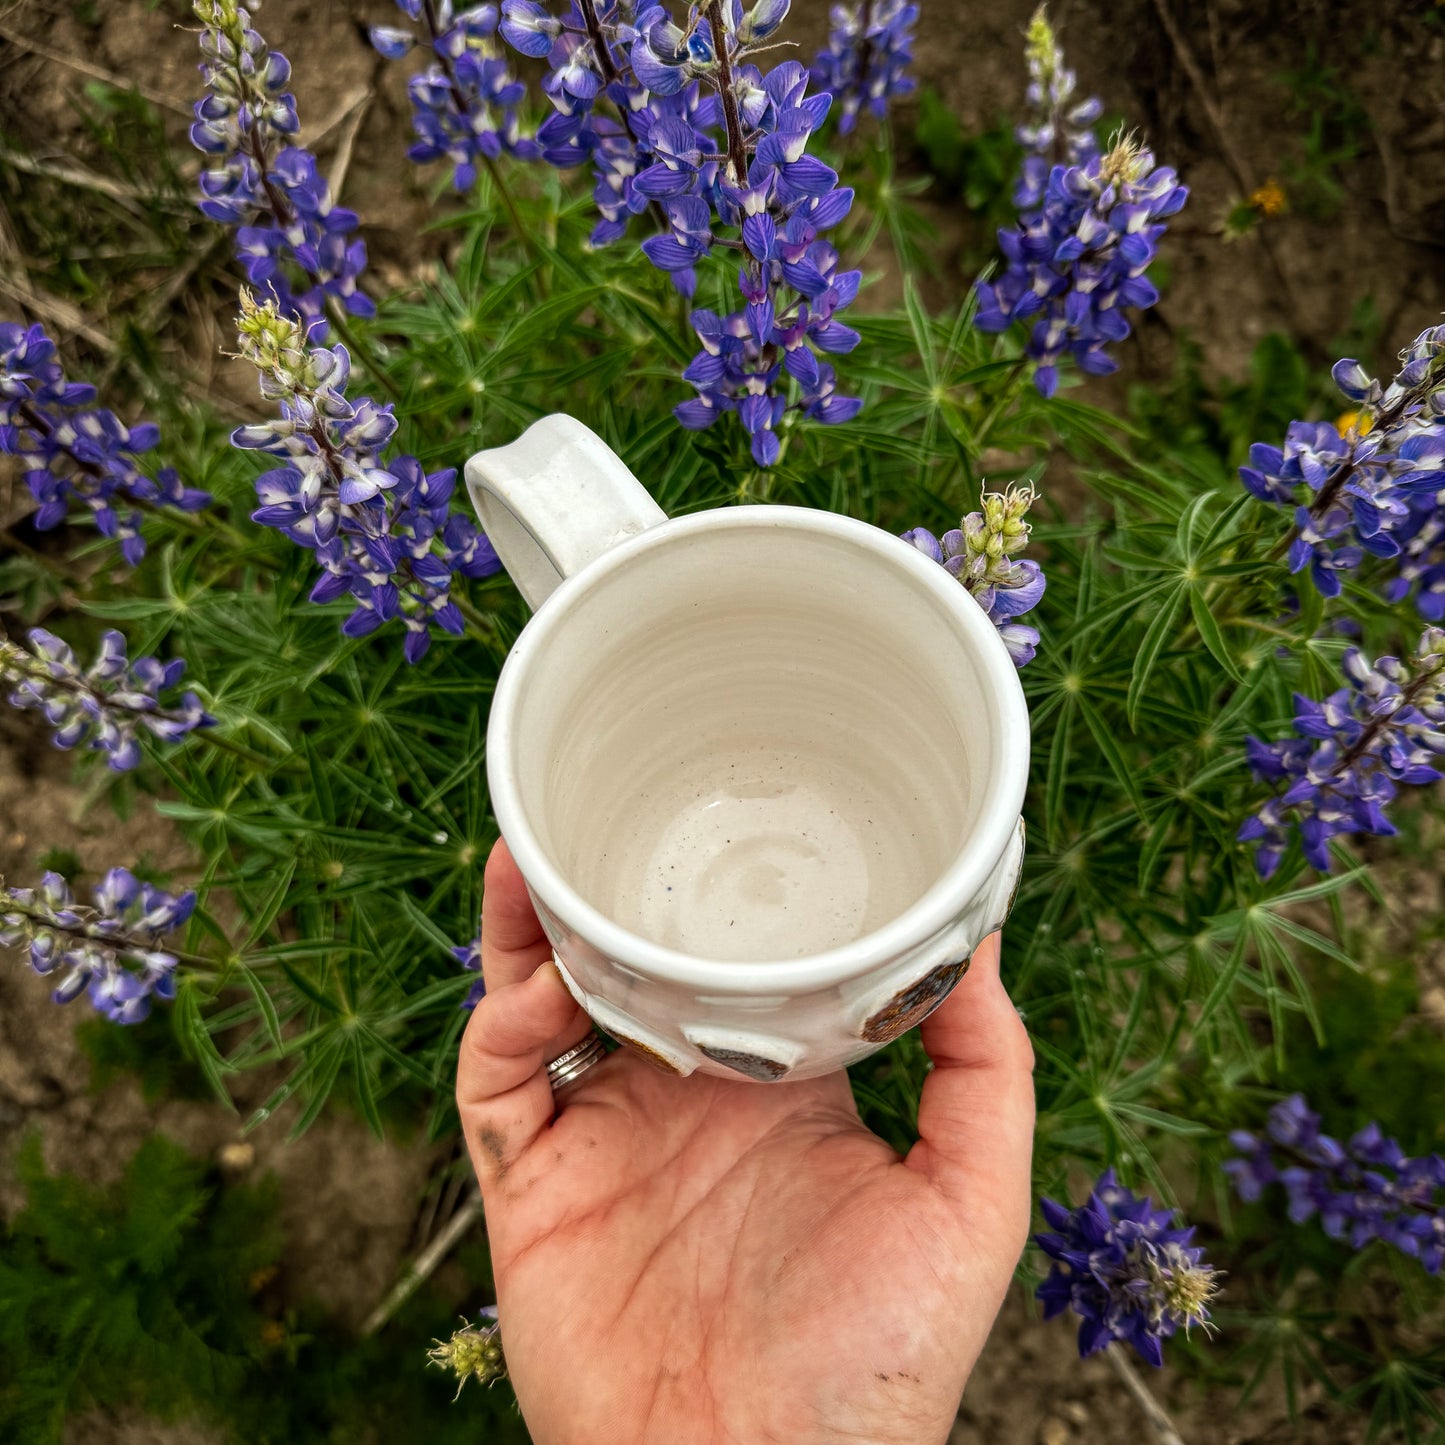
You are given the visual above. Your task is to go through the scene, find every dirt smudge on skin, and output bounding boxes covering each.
[477,1124,509,1178]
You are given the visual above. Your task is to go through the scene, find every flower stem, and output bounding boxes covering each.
[705,2,752,190]
[453,591,507,659]
[479,152,529,241]
[1337,657,1439,772]
[237,106,398,399]
[0,891,220,973]
[576,0,622,86]
[854,0,876,110]
[1104,1346,1187,1445]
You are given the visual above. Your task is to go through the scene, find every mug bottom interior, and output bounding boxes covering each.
[506,516,999,966]
[590,738,938,962]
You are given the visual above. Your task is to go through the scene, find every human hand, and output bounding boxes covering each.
[457,839,1035,1445]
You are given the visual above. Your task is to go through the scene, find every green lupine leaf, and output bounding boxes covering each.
[1190,585,1245,682]
[1126,583,1188,728]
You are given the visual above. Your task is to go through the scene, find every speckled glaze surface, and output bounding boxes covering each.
[466,416,1029,1081]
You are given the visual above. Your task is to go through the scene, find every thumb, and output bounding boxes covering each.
[905,932,1036,1266]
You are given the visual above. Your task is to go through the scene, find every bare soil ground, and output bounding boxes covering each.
[3,0,1443,1441]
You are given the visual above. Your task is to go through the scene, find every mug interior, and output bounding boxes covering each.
[505,514,1006,965]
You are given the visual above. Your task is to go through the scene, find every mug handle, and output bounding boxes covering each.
[463,414,667,610]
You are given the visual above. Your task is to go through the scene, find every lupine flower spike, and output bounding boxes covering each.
[1239,626,1445,877]
[427,1306,505,1397]
[370,1,540,190]
[2,629,213,770]
[1,323,208,561]
[901,484,1047,666]
[232,291,499,661]
[1035,1170,1219,1366]
[810,0,918,135]
[452,933,485,1008]
[498,0,864,464]
[1239,321,1445,606]
[1226,1096,1445,1273]
[191,0,372,335]
[1012,6,1101,210]
[2,869,196,1023]
[975,9,1187,397]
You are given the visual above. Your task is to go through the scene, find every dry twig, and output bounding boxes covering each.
[1147,0,1305,331]
[328,90,375,199]
[0,147,167,213]
[1146,0,1252,195]
[361,1189,485,1337]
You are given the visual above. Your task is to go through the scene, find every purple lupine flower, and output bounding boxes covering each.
[499,1,864,463]
[0,323,209,562]
[670,54,863,465]
[1,868,196,1024]
[900,484,1046,666]
[1012,5,1101,210]
[2,629,213,771]
[191,0,372,336]
[976,133,1186,398]
[1225,1096,1445,1273]
[975,10,1185,397]
[1239,323,1445,604]
[371,0,540,190]
[1034,1170,1219,1367]
[451,934,485,1008]
[233,292,499,662]
[1238,627,1445,877]
[809,0,918,135]
[500,0,721,253]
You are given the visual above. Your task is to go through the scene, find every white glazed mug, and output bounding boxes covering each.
[465,415,1029,1082]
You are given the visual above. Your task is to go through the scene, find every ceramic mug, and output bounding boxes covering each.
[465,415,1029,1082]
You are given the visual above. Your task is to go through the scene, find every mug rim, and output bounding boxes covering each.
[486,505,1030,994]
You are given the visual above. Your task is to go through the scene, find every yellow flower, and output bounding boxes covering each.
[1248,179,1288,218]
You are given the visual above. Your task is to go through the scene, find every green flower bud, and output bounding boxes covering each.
[235,290,314,393]
[427,1314,506,1400]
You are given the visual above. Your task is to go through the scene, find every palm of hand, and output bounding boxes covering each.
[460,845,1034,1445]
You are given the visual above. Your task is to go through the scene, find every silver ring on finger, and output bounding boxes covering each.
[545,1028,607,1095]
